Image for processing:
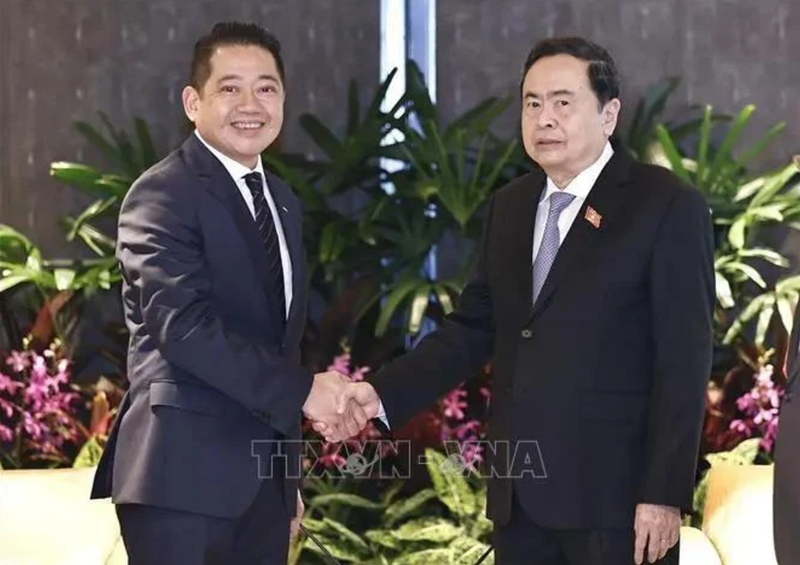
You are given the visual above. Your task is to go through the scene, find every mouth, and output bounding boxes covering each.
[231,120,266,131]
[535,139,562,147]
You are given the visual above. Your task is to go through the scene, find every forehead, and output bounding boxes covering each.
[522,54,592,95]
[207,44,279,79]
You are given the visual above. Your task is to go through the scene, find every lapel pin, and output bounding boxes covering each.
[281,206,289,213]
[585,206,602,229]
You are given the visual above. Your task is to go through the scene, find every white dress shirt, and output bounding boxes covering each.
[531,141,614,264]
[194,131,293,317]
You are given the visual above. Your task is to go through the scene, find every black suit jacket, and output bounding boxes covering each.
[90,134,312,518]
[774,304,800,564]
[370,149,715,528]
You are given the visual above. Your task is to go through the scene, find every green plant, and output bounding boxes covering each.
[268,61,524,357]
[50,112,160,258]
[621,77,730,164]
[367,63,520,338]
[265,70,404,301]
[652,105,800,355]
[292,449,494,565]
[0,225,120,351]
[0,226,119,297]
[0,113,161,370]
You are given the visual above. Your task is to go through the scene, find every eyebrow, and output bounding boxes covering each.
[216,74,281,84]
[523,89,576,99]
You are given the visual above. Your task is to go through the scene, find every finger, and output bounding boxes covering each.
[647,529,660,564]
[342,407,360,437]
[333,421,350,442]
[327,421,346,442]
[311,421,329,433]
[658,538,669,562]
[319,421,340,442]
[336,385,353,415]
[318,424,340,442]
[350,401,368,429]
[652,536,667,563]
[670,528,680,548]
[346,402,368,436]
[633,527,647,565]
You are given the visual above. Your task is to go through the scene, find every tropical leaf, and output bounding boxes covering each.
[309,493,384,511]
[449,536,494,565]
[394,517,463,543]
[425,448,477,517]
[384,488,438,526]
[392,548,454,565]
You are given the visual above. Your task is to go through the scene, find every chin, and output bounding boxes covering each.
[233,136,274,156]
[533,152,564,167]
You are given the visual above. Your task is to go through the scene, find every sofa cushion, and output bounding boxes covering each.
[0,466,124,564]
[679,526,722,565]
[702,464,777,565]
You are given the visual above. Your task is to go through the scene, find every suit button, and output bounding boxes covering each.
[521,329,533,339]
[253,410,269,422]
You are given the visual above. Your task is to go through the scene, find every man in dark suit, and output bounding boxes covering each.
[774,302,800,564]
[90,22,365,564]
[320,37,715,564]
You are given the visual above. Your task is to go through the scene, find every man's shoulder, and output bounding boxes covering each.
[493,168,544,202]
[627,159,709,214]
[126,145,192,198]
[629,159,694,195]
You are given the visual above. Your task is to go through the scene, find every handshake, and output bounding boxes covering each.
[301,371,383,442]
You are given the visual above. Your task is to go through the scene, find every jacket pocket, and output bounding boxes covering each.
[149,380,231,416]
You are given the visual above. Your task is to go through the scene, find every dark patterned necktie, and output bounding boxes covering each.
[243,171,286,322]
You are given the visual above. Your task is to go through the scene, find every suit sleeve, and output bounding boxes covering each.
[117,175,313,435]
[369,197,497,429]
[639,186,715,513]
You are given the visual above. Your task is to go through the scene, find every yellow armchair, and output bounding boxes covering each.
[680,463,778,565]
[0,466,125,565]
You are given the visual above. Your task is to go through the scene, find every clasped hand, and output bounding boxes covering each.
[301,371,381,442]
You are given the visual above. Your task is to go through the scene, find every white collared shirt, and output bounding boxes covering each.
[194,131,293,318]
[532,141,614,264]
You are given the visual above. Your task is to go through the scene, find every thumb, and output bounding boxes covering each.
[336,384,353,415]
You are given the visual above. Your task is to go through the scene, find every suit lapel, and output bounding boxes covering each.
[528,150,633,323]
[505,171,547,326]
[182,135,275,313]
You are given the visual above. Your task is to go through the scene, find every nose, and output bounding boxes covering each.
[237,88,260,111]
[536,104,556,129]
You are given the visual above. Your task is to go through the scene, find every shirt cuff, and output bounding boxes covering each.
[376,401,390,429]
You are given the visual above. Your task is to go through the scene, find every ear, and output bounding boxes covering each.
[602,98,621,137]
[182,86,201,123]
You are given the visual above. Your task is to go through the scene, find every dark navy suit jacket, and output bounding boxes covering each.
[91,133,311,519]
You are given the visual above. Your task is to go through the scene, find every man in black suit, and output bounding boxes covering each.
[90,22,366,564]
[774,302,800,564]
[320,37,715,564]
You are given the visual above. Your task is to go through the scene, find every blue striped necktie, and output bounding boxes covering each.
[532,191,575,304]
